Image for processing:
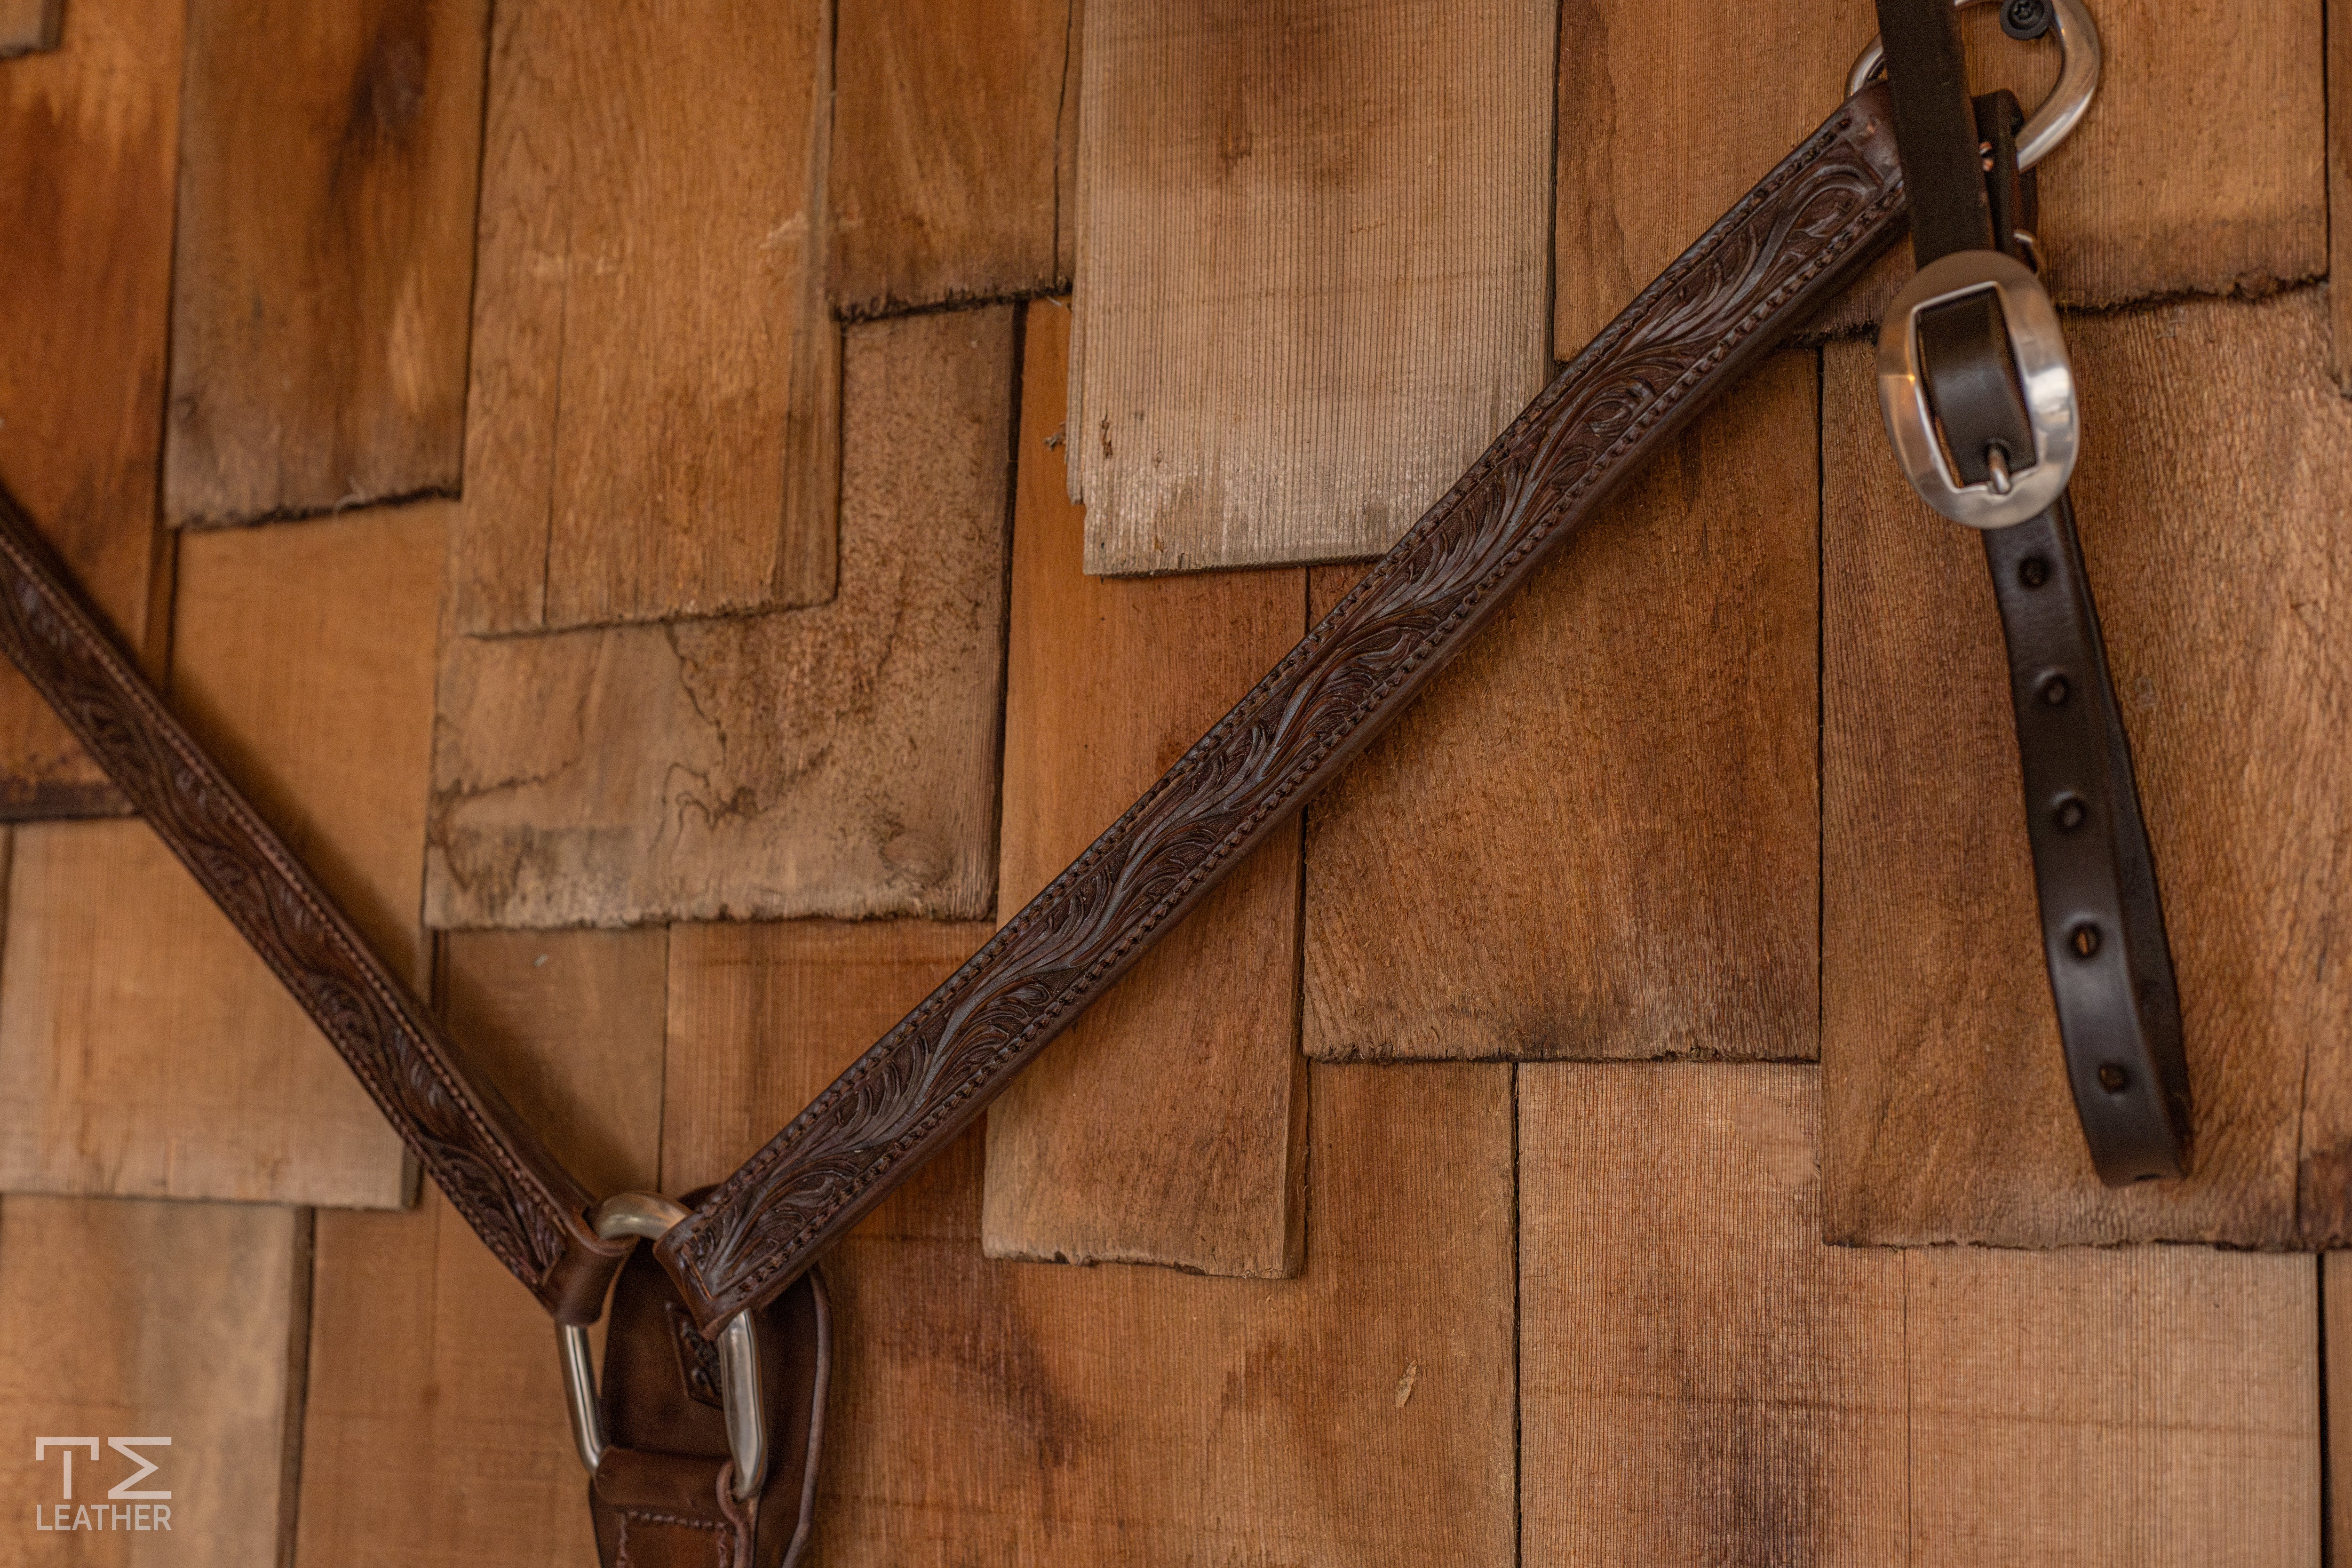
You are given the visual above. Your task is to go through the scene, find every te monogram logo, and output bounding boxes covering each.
[29,1438,172,1534]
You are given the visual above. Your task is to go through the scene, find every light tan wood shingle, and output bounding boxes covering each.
[452,0,836,634]
[2331,0,2352,388]
[1822,289,2352,1249]
[164,0,487,525]
[0,1195,310,1566]
[1071,0,1554,574]
[982,300,1306,1276]
[1522,1063,2320,1566]
[429,308,1014,930]
[829,0,1073,314]
[0,503,443,1206]
[1303,349,1819,1062]
[0,0,178,816]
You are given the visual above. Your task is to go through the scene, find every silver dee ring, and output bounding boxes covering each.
[557,1192,769,1502]
[1846,0,2102,170]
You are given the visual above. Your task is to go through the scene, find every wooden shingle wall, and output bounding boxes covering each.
[0,2,2341,1565]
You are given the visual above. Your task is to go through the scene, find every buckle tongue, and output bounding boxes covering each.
[1875,249,2078,530]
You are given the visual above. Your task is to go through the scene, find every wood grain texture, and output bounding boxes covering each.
[452,0,835,634]
[0,820,406,1206]
[164,0,487,526]
[429,306,1015,930]
[0,0,177,816]
[0,490,638,1312]
[1823,288,2352,1248]
[170,505,446,985]
[662,927,1512,1564]
[662,918,993,1194]
[1559,0,2327,349]
[0,504,456,1208]
[829,0,1069,315]
[0,1196,309,1568]
[982,299,1307,1276]
[835,1065,1515,1567]
[438,928,670,1200]
[0,0,60,54]
[295,928,666,1568]
[2329,1252,2352,1566]
[1070,0,1554,574]
[1523,1063,2321,1566]
[1303,349,1818,1062]
[658,100,1912,1330]
[1054,0,1082,285]
[2331,0,2352,389]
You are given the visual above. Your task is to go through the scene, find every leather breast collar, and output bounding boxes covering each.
[0,5,2182,1558]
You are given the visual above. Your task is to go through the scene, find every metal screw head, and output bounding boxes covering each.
[2002,0,2054,40]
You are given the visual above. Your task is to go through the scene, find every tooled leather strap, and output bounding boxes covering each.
[0,488,629,1320]
[657,85,1917,1334]
[1873,0,2190,1180]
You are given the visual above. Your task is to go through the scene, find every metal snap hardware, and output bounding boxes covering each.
[1847,0,2101,170]
[1876,250,2079,530]
[557,1192,769,1502]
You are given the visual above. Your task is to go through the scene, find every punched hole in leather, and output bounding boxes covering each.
[1874,0,2192,1185]
[1958,95,2190,1184]
[589,1194,831,1568]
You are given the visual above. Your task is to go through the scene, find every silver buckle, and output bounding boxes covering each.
[556,1192,768,1502]
[1846,0,2102,171]
[1875,250,2079,531]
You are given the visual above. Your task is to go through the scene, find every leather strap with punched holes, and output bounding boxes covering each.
[1871,0,2190,1181]
[0,55,1991,1567]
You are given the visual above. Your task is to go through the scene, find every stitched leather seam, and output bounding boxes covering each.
[677,98,1906,1317]
[0,523,590,1292]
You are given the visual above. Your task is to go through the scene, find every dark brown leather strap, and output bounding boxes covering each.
[588,1243,829,1568]
[0,486,630,1321]
[1872,0,2190,1180]
[657,85,1916,1334]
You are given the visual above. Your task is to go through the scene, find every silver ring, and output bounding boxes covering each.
[1846,0,2101,169]
[557,1192,769,1502]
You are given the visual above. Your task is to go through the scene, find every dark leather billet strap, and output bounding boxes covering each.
[1872,0,1994,260]
[1982,502,2191,1178]
[1872,0,2190,1180]
[0,486,630,1321]
[658,86,1916,1334]
[589,1247,829,1568]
